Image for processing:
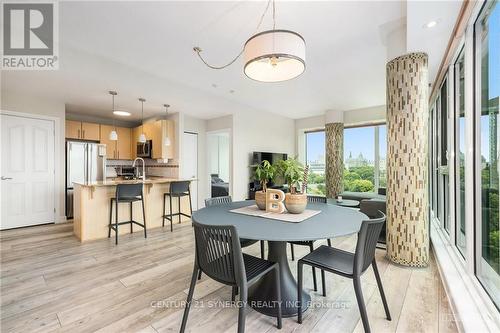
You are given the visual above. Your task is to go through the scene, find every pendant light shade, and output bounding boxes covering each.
[163,104,171,146]
[109,130,118,141]
[109,91,118,141]
[138,133,147,143]
[138,98,146,143]
[243,30,305,82]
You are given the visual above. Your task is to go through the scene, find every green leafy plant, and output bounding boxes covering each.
[254,160,275,192]
[275,157,305,194]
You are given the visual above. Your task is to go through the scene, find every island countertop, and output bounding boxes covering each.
[73,177,196,187]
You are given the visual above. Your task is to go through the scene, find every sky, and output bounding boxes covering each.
[306,125,387,164]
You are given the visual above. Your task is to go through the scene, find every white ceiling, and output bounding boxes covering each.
[2,1,461,122]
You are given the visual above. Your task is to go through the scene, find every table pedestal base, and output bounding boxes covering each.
[248,241,311,318]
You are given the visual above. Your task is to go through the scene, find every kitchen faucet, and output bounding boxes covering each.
[132,157,146,181]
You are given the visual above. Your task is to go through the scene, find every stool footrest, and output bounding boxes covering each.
[109,220,146,230]
[163,212,191,221]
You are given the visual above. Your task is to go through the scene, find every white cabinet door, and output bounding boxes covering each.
[181,132,198,210]
[1,114,55,229]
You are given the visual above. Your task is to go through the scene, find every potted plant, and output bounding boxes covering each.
[254,160,275,210]
[275,157,308,214]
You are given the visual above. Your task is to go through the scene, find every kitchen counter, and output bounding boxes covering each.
[72,177,194,242]
[73,177,195,187]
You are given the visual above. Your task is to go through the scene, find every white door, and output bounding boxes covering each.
[181,132,198,210]
[1,114,55,229]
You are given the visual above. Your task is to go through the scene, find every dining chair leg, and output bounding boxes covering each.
[309,243,317,292]
[353,276,370,333]
[178,196,182,224]
[260,241,265,259]
[180,266,199,333]
[372,260,391,320]
[327,239,332,247]
[108,199,112,238]
[237,287,248,333]
[321,269,326,297]
[274,265,282,329]
[130,202,133,233]
[290,244,295,261]
[197,270,202,280]
[231,286,237,302]
[141,195,147,238]
[297,261,304,324]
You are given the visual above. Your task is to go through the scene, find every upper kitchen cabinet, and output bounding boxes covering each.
[132,120,175,160]
[66,120,81,139]
[116,127,132,160]
[99,125,132,160]
[65,120,100,141]
[81,122,100,141]
[99,124,117,159]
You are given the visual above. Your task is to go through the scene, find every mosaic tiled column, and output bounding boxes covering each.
[325,122,344,198]
[386,52,429,267]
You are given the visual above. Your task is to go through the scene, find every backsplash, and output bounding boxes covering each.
[106,159,179,178]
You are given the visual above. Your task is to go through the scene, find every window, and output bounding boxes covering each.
[475,0,499,307]
[454,47,467,256]
[305,131,326,196]
[344,124,385,193]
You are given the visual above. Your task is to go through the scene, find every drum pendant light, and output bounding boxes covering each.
[138,98,146,143]
[163,104,171,146]
[109,91,118,141]
[193,0,305,83]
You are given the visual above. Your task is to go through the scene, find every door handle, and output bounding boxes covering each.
[1,176,13,180]
[82,129,86,139]
[78,129,81,139]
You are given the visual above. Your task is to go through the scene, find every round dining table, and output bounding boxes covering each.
[192,200,368,317]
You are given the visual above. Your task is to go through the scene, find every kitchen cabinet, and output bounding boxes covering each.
[99,125,117,159]
[132,120,175,160]
[116,127,131,160]
[65,120,100,140]
[66,120,82,139]
[99,125,132,160]
[81,122,100,141]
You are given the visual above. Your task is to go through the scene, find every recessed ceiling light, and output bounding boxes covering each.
[229,90,235,94]
[424,20,439,28]
[113,110,131,116]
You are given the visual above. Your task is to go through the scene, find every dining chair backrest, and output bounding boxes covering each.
[205,196,232,207]
[192,220,245,286]
[170,181,190,194]
[307,195,327,203]
[116,183,143,201]
[353,211,386,275]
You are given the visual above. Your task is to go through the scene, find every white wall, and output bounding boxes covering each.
[182,114,207,209]
[232,110,295,200]
[1,90,66,222]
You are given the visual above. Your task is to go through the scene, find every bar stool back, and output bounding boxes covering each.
[108,183,147,245]
[163,181,193,231]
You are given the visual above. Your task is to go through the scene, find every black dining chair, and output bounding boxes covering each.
[180,221,282,333]
[297,211,391,333]
[108,183,146,245]
[205,196,265,259]
[287,195,328,292]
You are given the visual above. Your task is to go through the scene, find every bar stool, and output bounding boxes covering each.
[163,181,193,232]
[108,183,147,245]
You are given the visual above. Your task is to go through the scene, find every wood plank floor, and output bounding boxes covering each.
[0,222,458,333]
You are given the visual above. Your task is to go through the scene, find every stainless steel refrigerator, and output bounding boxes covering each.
[66,141,106,218]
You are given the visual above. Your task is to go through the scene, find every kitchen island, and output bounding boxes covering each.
[73,178,194,242]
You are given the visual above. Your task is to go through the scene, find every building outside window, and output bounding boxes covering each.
[305,130,326,195]
[475,0,499,308]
